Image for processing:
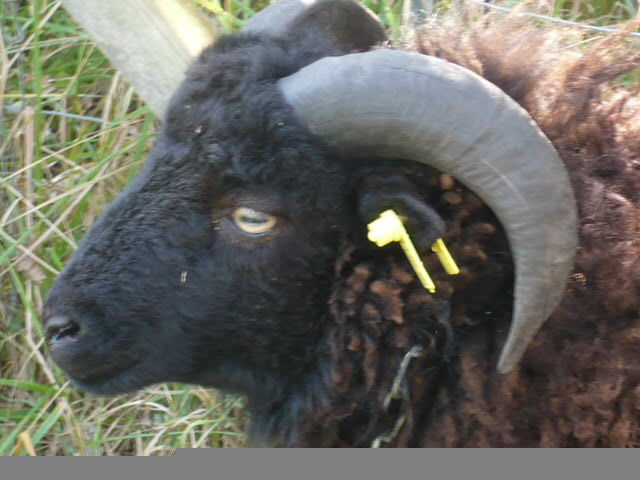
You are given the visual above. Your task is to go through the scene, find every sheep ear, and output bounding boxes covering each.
[356,173,446,252]
[242,0,387,52]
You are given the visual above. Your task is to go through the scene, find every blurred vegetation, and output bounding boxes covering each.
[1,0,637,455]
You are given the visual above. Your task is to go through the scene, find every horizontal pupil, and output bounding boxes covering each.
[240,215,267,224]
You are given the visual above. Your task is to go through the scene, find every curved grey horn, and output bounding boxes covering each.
[278,50,578,373]
[242,0,386,52]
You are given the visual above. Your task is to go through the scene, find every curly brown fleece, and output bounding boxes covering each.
[296,10,640,447]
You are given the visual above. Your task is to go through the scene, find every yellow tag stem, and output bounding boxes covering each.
[431,238,460,275]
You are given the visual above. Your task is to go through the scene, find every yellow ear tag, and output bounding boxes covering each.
[367,210,460,293]
[431,238,460,275]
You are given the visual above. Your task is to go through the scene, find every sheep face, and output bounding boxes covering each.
[44,34,354,396]
[45,141,347,395]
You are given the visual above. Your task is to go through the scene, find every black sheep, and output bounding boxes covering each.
[44,0,640,446]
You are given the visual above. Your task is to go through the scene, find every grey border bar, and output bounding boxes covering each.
[3,449,639,480]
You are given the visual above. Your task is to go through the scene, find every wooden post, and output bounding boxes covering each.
[60,0,217,117]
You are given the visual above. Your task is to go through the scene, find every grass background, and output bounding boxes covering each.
[1,0,638,455]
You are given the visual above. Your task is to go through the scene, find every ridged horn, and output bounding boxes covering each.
[242,0,386,52]
[278,50,578,373]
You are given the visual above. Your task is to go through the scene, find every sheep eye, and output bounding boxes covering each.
[230,207,277,235]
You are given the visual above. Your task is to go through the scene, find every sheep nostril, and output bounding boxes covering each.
[46,316,81,343]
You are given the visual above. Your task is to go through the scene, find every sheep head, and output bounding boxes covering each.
[43,33,351,395]
[43,0,578,444]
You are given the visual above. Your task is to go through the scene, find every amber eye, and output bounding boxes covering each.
[230,207,277,235]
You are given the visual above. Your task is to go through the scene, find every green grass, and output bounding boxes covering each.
[1,0,637,455]
[0,0,245,455]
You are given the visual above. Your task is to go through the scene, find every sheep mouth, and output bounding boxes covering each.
[49,341,146,394]
[67,360,147,395]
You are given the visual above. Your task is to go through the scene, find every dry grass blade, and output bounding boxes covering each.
[17,431,37,456]
[1,0,242,455]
